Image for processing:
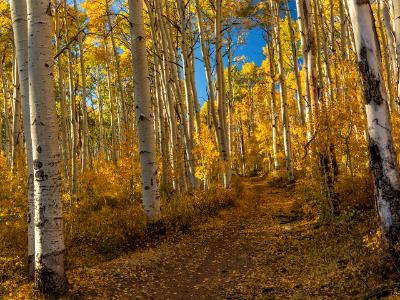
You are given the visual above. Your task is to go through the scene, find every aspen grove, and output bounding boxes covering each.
[2,0,400,297]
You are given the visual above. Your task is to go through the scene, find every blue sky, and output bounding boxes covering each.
[194,0,298,105]
[194,27,267,105]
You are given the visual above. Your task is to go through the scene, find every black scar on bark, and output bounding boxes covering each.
[28,254,34,280]
[45,3,53,17]
[35,170,48,181]
[32,119,45,126]
[144,186,150,190]
[35,252,68,296]
[37,146,42,153]
[33,159,43,170]
[368,139,400,260]
[357,47,384,106]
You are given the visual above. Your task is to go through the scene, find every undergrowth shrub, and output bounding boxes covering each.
[1,157,242,296]
[293,178,322,221]
[0,155,27,295]
[292,171,375,223]
[335,174,374,212]
[266,169,288,188]
[65,163,239,263]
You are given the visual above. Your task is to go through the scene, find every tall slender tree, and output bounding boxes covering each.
[348,0,400,257]
[129,0,161,221]
[27,0,68,293]
[9,0,34,278]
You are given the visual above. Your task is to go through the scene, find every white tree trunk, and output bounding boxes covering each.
[284,0,305,126]
[195,0,223,153]
[27,0,67,293]
[63,0,78,205]
[377,0,395,110]
[0,62,12,160]
[215,0,232,187]
[54,2,70,182]
[106,2,128,133]
[10,0,34,278]
[129,0,161,221]
[177,0,200,189]
[104,43,119,165]
[275,5,295,184]
[266,33,279,170]
[11,56,23,172]
[73,0,89,172]
[348,0,400,255]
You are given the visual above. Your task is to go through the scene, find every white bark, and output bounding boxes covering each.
[10,0,34,278]
[215,0,232,187]
[267,33,279,170]
[177,0,199,189]
[195,0,223,154]
[0,62,12,159]
[391,0,400,100]
[11,57,23,172]
[63,0,78,205]
[284,0,305,126]
[73,0,89,172]
[275,5,295,184]
[348,0,400,253]
[129,0,161,221]
[106,2,128,132]
[54,3,70,182]
[27,0,67,293]
[153,0,181,191]
[105,41,119,165]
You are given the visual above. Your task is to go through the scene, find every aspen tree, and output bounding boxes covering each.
[153,0,180,191]
[104,41,119,165]
[215,0,232,187]
[11,58,22,172]
[275,1,294,184]
[96,68,105,156]
[146,1,170,191]
[73,0,89,172]
[339,0,348,60]
[381,0,397,81]
[177,0,199,189]
[0,60,12,159]
[63,0,78,205]
[27,0,68,293]
[348,0,400,256]
[105,0,128,134]
[129,0,161,220]
[391,0,400,100]
[195,0,223,154]
[295,0,313,138]
[377,0,395,110]
[266,31,279,170]
[284,0,305,126]
[10,0,34,278]
[54,2,70,182]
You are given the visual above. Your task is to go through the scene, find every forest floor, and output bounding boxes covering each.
[62,177,399,300]
[10,178,400,299]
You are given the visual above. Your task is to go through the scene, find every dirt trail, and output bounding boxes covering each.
[67,179,385,299]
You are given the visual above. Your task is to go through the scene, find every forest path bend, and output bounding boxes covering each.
[68,179,373,299]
